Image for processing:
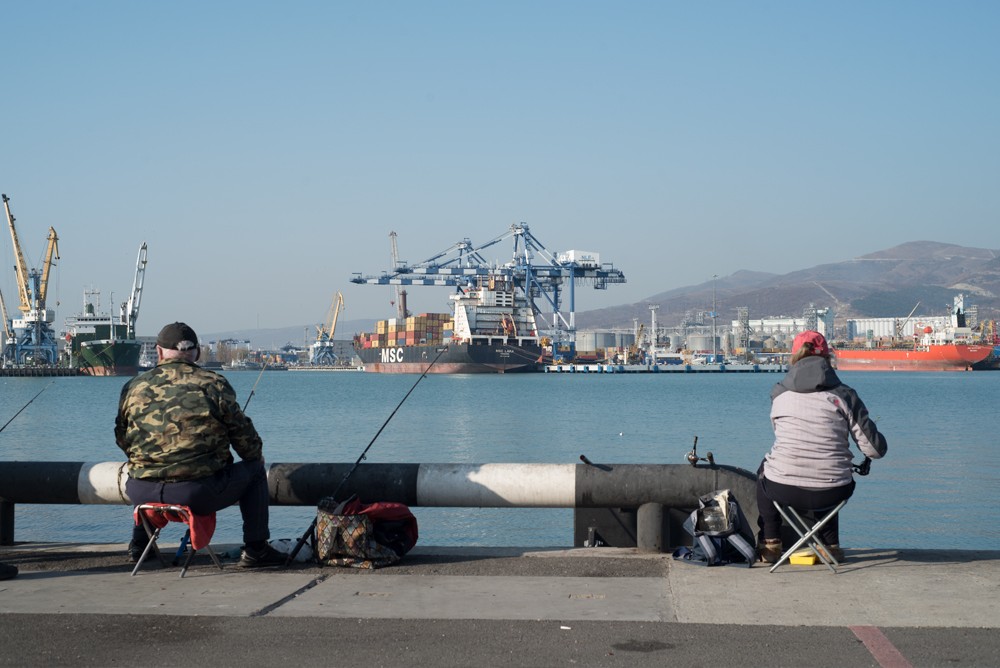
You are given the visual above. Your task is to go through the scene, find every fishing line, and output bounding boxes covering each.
[0,380,53,435]
[284,345,448,566]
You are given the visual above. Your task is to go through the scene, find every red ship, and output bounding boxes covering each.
[833,342,992,372]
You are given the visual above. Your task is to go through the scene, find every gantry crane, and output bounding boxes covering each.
[388,231,410,320]
[351,223,626,358]
[2,194,61,366]
[310,291,344,365]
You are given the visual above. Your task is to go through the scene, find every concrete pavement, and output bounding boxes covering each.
[2,543,999,666]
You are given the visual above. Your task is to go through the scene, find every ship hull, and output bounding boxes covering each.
[356,341,542,374]
[833,344,992,372]
[78,339,143,376]
[971,345,1000,371]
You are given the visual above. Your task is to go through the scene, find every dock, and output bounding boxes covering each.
[1,542,998,666]
[0,367,80,377]
[545,362,788,373]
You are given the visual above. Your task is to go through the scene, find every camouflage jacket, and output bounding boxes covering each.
[115,358,263,480]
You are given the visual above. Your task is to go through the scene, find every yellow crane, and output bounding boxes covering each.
[39,226,60,310]
[3,193,32,313]
[316,291,344,341]
[311,291,344,365]
[2,194,61,365]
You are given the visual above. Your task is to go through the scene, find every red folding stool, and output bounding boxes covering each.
[131,503,223,578]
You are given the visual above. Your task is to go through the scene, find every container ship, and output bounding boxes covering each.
[354,273,543,373]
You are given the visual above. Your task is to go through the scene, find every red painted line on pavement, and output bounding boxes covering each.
[850,625,913,668]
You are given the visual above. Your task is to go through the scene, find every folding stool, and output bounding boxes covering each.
[768,499,848,574]
[131,503,223,578]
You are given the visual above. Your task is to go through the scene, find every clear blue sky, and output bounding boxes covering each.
[2,2,998,337]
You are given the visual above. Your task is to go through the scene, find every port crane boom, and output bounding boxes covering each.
[351,223,626,358]
[389,231,410,320]
[38,227,60,309]
[3,194,32,313]
[124,243,148,338]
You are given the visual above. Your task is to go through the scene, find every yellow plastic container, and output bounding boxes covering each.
[789,550,818,565]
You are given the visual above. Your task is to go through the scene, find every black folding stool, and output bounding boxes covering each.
[768,499,848,574]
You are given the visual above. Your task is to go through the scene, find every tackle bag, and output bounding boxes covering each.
[671,489,757,567]
[314,495,418,569]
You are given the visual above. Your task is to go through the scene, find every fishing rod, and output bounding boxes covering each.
[284,346,449,566]
[0,381,54,436]
[242,359,269,412]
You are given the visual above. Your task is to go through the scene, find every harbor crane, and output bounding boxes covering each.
[388,231,410,320]
[310,291,344,365]
[2,194,61,366]
[123,243,148,339]
[351,223,626,358]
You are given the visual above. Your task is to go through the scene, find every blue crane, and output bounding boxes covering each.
[351,223,625,358]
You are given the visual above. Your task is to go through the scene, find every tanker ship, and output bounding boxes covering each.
[832,341,991,372]
[354,273,543,374]
[835,294,992,371]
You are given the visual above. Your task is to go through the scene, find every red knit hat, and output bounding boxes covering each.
[791,330,829,357]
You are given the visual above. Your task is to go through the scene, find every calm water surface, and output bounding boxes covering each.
[2,369,997,550]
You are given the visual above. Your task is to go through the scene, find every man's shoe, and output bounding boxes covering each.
[127,539,149,563]
[239,543,286,568]
[0,561,18,581]
[818,544,846,563]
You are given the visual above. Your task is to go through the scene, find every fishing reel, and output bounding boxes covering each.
[853,457,872,476]
[685,436,715,467]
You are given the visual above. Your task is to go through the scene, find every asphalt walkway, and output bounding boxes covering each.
[1,543,999,667]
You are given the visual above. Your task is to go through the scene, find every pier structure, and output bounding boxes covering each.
[0,461,756,551]
[544,362,787,373]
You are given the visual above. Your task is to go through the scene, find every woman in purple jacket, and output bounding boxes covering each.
[756,331,887,564]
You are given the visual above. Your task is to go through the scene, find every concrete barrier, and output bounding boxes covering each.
[0,461,758,550]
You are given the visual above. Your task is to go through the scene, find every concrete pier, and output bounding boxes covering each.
[1,542,999,667]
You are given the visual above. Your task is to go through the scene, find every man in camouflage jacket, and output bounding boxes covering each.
[116,322,284,567]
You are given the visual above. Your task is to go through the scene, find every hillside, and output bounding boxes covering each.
[575,241,1000,330]
[208,241,1000,346]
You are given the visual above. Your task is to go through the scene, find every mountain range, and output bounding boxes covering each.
[208,241,1000,347]
[576,241,1000,330]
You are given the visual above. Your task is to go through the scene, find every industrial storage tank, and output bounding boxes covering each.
[686,335,719,352]
[576,330,633,354]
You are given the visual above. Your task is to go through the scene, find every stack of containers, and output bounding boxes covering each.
[357,313,455,349]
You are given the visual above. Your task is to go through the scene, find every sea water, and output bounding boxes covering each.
[2,369,997,550]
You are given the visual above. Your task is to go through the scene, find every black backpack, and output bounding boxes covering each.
[672,489,757,567]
